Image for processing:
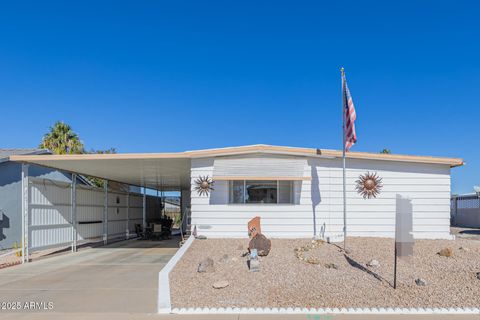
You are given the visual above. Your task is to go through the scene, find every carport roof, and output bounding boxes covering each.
[9,144,463,190]
[0,148,50,163]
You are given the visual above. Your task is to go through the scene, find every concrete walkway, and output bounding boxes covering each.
[0,238,179,314]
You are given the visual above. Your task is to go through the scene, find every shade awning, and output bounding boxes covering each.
[9,153,192,190]
[212,154,308,180]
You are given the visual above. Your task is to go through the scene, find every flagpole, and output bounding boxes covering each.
[341,67,347,252]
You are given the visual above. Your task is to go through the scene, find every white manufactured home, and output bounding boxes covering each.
[11,144,463,248]
[188,145,463,240]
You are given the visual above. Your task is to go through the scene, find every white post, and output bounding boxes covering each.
[142,187,147,229]
[103,180,108,245]
[21,163,29,263]
[71,173,77,252]
[341,67,347,251]
[126,191,130,239]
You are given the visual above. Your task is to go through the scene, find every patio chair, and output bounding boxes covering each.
[135,224,146,240]
[160,216,173,239]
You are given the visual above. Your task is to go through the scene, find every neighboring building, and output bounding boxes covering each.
[164,197,180,214]
[11,145,464,242]
[0,149,90,250]
[451,190,480,228]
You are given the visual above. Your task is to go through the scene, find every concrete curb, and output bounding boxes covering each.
[157,236,195,314]
[170,307,480,314]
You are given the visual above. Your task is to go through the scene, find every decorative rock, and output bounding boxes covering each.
[459,247,470,252]
[415,278,427,286]
[438,247,453,257]
[248,233,271,256]
[195,235,207,240]
[295,240,325,264]
[212,280,229,289]
[305,257,320,264]
[476,272,480,280]
[197,257,215,273]
[325,263,339,269]
[367,259,380,267]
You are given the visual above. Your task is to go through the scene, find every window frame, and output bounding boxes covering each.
[228,179,294,205]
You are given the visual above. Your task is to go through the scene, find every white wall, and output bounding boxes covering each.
[190,155,452,240]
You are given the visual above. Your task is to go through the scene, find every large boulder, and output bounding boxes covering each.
[197,257,215,273]
[248,233,271,256]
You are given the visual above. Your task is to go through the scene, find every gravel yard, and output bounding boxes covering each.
[170,237,480,309]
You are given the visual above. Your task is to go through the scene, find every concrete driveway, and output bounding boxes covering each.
[0,237,179,314]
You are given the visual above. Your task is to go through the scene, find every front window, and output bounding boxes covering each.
[229,180,293,204]
[246,180,277,203]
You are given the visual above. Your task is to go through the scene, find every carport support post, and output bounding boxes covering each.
[21,163,29,263]
[103,180,108,245]
[126,191,130,240]
[71,173,77,252]
[142,187,146,229]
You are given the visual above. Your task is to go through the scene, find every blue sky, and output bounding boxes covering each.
[0,1,478,193]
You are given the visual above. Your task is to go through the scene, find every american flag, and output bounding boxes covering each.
[342,73,357,152]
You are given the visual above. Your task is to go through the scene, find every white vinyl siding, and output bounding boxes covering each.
[191,155,452,240]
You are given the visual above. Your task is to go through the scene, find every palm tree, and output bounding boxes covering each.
[39,121,84,154]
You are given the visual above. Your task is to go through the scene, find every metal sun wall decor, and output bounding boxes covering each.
[356,172,383,199]
[194,175,214,196]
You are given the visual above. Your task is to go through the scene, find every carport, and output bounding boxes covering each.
[9,152,193,263]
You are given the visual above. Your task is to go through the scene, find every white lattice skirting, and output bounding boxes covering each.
[169,307,480,314]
